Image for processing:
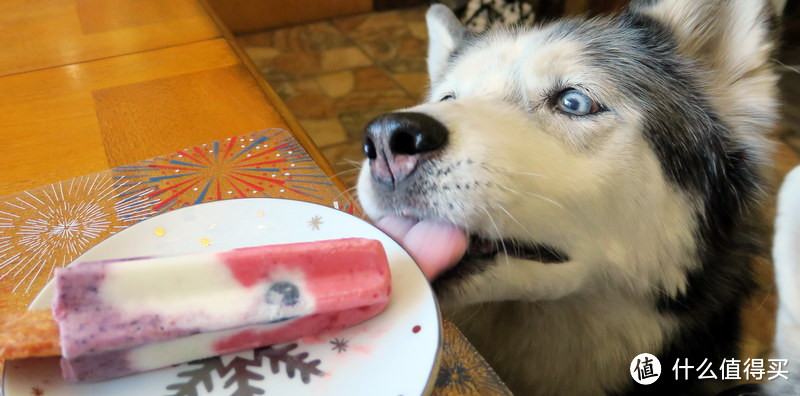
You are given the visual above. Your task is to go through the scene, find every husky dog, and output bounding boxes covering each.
[357,0,782,394]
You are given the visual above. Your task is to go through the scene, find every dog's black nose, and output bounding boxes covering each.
[365,112,448,157]
[363,112,448,185]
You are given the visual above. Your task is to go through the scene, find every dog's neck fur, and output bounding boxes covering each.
[448,294,679,395]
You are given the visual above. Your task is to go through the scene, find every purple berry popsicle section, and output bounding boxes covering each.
[54,258,202,358]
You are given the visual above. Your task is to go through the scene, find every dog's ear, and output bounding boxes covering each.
[426,4,467,86]
[628,0,779,136]
[628,0,777,69]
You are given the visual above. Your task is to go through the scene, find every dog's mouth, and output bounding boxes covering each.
[375,215,569,282]
[434,234,569,287]
[466,235,569,263]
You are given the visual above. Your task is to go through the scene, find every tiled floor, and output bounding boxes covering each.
[237,6,430,189]
[238,5,800,192]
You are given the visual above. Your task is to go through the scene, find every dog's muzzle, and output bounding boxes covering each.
[362,112,448,187]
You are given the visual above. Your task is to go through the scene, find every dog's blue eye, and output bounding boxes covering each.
[556,89,600,116]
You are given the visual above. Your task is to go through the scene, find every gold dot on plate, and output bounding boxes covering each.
[154,227,165,236]
[257,210,264,217]
[200,237,211,247]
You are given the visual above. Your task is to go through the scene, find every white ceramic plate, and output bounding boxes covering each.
[3,198,441,396]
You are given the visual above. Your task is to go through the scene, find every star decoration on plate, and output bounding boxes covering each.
[330,337,348,353]
[31,386,44,396]
[308,215,323,231]
[200,237,211,247]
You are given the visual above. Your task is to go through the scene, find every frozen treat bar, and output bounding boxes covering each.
[50,238,391,381]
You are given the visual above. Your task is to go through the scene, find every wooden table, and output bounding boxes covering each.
[0,0,341,197]
[0,0,511,395]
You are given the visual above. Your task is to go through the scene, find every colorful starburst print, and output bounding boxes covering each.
[112,129,351,214]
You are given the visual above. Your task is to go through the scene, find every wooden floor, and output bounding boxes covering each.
[0,0,338,197]
[0,0,218,76]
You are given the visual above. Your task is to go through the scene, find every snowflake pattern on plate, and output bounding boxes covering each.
[165,343,323,396]
[330,338,348,354]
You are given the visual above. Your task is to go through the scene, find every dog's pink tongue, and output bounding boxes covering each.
[377,216,467,281]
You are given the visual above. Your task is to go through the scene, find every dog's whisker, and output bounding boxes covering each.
[341,158,364,168]
[331,184,359,203]
[330,167,361,181]
[340,184,358,196]
[460,301,486,327]
[480,206,509,266]
[498,184,565,210]
[487,164,550,179]
[751,280,774,314]
[508,171,547,178]
[773,58,800,75]
[497,185,583,242]
[496,203,539,243]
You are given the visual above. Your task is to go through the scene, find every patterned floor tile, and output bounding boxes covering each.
[238,21,352,53]
[239,22,372,81]
[316,70,355,98]
[298,117,350,147]
[392,72,429,100]
[235,6,433,190]
[334,7,428,74]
